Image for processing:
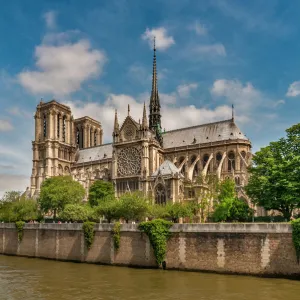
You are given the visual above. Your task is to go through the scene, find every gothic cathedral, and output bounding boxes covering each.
[30,44,252,207]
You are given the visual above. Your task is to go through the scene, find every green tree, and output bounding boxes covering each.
[246,123,300,219]
[147,204,168,220]
[39,176,85,218]
[88,180,115,207]
[96,198,121,223]
[119,192,149,223]
[59,204,95,222]
[218,178,236,202]
[165,202,192,223]
[1,191,22,203]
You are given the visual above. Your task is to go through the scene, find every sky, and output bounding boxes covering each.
[1,0,300,196]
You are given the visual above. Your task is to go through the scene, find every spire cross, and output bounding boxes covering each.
[232,104,234,121]
[153,36,156,51]
[128,104,130,116]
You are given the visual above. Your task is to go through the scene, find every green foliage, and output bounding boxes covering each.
[96,197,120,223]
[147,204,168,220]
[253,216,286,223]
[291,218,300,263]
[88,180,115,207]
[113,222,121,251]
[59,204,95,222]
[218,178,236,202]
[39,176,85,218]
[139,219,172,267]
[1,191,22,202]
[15,221,25,242]
[165,202,192,223]
[213,198,252,222]
[246,123,300,219]
[82,221,95,250]
[0,199,39,222]
[119,192,149,223]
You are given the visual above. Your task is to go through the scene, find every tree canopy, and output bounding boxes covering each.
[88,180,115,207]
[39,176,85,218]
[246,123,300,219]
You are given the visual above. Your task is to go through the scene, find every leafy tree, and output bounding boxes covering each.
[218,178,236,202]
[213,197,252,222]
[1,191,22,203]
[88,180,115,207]
[147,204,168,220]
[246,123,300,219]
[165,202,192,223]
[96,197,121,223]
[119,192,149,223]
[39,176,85,218]
[59,204,95,222]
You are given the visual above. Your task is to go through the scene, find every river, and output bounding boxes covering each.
[1,255,300,300]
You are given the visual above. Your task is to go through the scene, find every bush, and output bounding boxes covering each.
[291,218,300,263]
[88,181,115,207]
[165,202,192,223]
[82,221,95,250]
[147,204,168,220]
[113,222,121,251]
[139,219,172,267]
[59,204,95,222]
[96,198,121,223]
[15,221,25,242]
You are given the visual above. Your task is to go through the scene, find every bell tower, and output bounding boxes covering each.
[30,100,77,197]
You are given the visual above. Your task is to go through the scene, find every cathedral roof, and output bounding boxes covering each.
[152,160,183,177]
[77,143,113,163]
[162,119,249,149]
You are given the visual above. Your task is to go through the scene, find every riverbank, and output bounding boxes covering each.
[1,223,299,278]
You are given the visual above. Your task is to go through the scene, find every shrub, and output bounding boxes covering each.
[15,221,25,242]
[139,219,172,267]
[113,222,121,251]
[291,218,300,263]
[82,221,95,250]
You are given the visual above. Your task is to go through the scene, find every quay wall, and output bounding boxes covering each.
[1,223,299,277]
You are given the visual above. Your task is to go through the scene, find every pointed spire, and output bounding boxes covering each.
[128,104,130,116]
[232,104,235,121]
[114,109,119,132]
[142,102,148,129]
[149,36,162,138]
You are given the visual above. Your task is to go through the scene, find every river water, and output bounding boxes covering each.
[1,255,300,300]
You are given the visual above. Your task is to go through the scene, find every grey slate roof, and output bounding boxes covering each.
[162,119,248,149]
[152,160,183,177]
[77,143,112,163]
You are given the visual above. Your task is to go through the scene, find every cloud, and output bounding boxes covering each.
[160,93,177,105]
[6,106,32,118]
[188,21,207,35]
[286,81,300,97]
[18,39,106,96]
[194,44,226,57]
[142,27,175,50]
[177,83,198,98]
[0,174,29,198]
[43,11,57,29]
[0,120,13,131]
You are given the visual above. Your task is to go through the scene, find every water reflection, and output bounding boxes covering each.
[1,255,300,300]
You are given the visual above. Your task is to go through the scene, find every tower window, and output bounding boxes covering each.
[43,114,47,138]
[76,127,80,146]
[228,151,235,171]
[62,116,66,142]
[94,130,97,146]
[57,114,60,138]
[90,128,93,147]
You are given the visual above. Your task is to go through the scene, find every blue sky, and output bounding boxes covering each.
[1,0,300,196]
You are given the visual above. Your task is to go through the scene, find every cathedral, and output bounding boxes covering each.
[29,43,252,207]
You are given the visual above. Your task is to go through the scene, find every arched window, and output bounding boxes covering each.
[202,154,209,168]
[90,128,93,147]
[228,151,235,171]
[58,164,63,176]
[57,113,61,138]
[155,184,166,205]
[76,127,80,146]
[62,116,66,142]
[235,176,240,185]
[43,114,47,138]
[216,152,222,167]
[179,157,186,175]
[190,155,198,179]
[94,130,97,146]
[240,151,246,170]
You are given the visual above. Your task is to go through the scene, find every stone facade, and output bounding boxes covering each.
[1,223,299,277]
[29,45,252,207]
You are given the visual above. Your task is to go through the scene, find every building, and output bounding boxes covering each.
[29,43,252,208]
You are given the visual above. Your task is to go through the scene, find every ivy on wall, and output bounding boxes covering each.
[291,219,300,263]
[113,222,121,251]
[82,221,95,250]
[15,221,25,243]
[138,219,172,267]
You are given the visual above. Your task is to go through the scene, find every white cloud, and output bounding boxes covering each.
[160,93,177,105]
[43,11,57,30]
[194,43,226,57]
[142,27,175,50]
[177,83,198,98]
[0,174,29,198]
[286,81,300,97]
[0,120,13,131]
[18,39,106,96]
[189,21,207,35]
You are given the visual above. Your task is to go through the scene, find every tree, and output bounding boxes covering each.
[59,204,95,222]
[147,204,168,220]
[96,198,121,223]
[39,176,85,218]
[119,192,149,223]
[165,202,192,223]
[218,178,235,202]
[246,123,300,219]
[88,180,115,207]
[1,191,22,203]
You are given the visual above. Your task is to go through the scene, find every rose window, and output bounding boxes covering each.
[117,147,141,176]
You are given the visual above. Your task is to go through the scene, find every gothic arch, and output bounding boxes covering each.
[64,166,70,175]
[58,164,63,176]
[155,183,166,205]
[228,151,235,171]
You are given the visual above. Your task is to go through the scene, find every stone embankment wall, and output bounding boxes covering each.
[1,223,299,277]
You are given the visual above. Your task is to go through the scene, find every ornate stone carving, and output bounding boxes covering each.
[124,125,135,140]
[117,147,141,176]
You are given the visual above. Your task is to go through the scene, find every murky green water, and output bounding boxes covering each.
[1,255,300,300]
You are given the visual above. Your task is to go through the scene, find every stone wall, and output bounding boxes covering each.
[1,223,299,277]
